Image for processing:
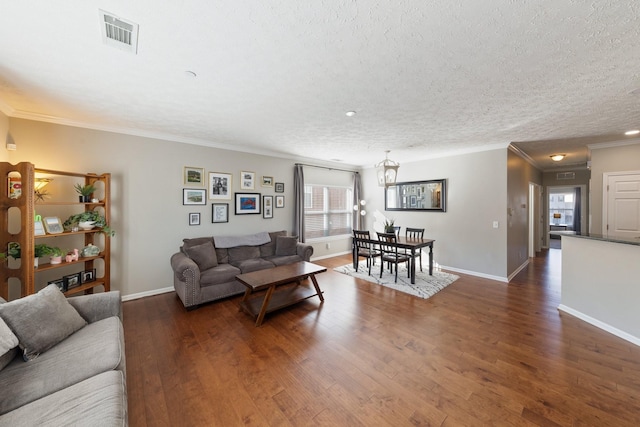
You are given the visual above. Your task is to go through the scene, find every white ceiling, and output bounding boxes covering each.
[1,1,639,170]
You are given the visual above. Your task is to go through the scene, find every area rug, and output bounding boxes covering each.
[334,262,459,299]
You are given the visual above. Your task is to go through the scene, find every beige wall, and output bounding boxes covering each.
[5,116,524,297]
[6,118,302,298]
[0,111,8,162]
[590,142,640,234]
[362,148,510,280]
[507,149,543,275]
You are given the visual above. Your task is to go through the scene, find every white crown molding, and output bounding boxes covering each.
[588,138,640,150]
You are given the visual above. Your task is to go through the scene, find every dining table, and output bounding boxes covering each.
[352,235,435,284]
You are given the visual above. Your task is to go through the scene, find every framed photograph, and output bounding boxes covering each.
[34,220,46,236]
[275,195,285,208]
[63,272,82,290]
[261,176,274,187]
[189,212,200,225]
[183,189,206,205]
[235,193,261,215]
[43,217,64,234]
[275,182,284,193]
[184,166,204,186]
[263,195,273,219]
[208,172,232,200]
[212,203,229,223]
[48,278,66,292]
[240,171,255,190]
[81,269,96,284]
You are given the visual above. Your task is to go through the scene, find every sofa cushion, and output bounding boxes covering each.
[260,230,287,257]
[276,236,298,256]
[0,316,124,415]
[0,370,127,427]
[267,255,303,266]
[235,258,276,274]
[0,285,87,361]
[182,236,213,250]
[0,347,17,372]
[228,246,260,263]
[200,263,241,287]
[184,240,218,270]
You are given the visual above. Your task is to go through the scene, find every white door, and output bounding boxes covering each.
[604,172,640,238]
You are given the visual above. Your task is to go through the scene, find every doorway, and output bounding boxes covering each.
[528,182,542,257]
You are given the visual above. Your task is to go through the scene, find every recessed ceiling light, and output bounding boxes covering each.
[624,129,640,135]
[345,111,356,117]
[550,154,565,161]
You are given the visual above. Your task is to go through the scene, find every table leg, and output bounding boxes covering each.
[239,287,252,311]
[309,274,324,302]
[410,249,416,284]
[255,285,276,327]
[428,244,433,276]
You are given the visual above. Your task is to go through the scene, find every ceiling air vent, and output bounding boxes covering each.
[99,10,138,54]
[556,172,575,180]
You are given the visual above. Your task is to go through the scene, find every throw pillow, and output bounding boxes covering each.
[0,317,18,356]
[275,236,298,256]
[0,284,87,361]
[184,240,218,270]
[0,317,18,370]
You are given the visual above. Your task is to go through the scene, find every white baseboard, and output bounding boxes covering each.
[440,265,508,283]
[507,259,530,282]
[311,250,351,261]
[558,304,640,347]
[122,286,174,302]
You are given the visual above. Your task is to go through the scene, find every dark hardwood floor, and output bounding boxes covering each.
[124,249,640,426]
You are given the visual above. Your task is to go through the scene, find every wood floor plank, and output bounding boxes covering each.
[124,250,640,426]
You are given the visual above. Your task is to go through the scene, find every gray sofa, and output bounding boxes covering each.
[170,231,313,309]
[0,286,126,426]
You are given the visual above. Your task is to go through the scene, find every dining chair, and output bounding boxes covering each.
[377,232,411,283]
[353,230,381,276]
[393,226,401,238]
[405,227,425,272]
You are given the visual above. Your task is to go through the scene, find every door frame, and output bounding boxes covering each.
[528,182,542,257]
[546,184,587,247]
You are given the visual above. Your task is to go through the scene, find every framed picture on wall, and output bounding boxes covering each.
[275,195,284,208]
[184,166,205,186]
[263,195,273,219]
[212,203,229,223]
[240,171,255,190]
[189,212,201,225]
[235,193,261,215]
[183,189,206,205]
[275,182,284,193]
[262,176,274,187]
[208,172,232,200]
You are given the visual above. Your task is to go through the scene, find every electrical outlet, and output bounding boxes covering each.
[493,221,499,228]
[326,243,330,249]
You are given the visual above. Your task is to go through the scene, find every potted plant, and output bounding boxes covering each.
[383,218,396,233]
[63,211,115,236]
[74,183,96,203]
[49,247,65,264]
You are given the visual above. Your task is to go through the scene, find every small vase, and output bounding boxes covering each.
[50,256,62,265]
[79,195,91,203]
[34,257,39,268]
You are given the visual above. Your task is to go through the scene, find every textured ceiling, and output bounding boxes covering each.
[1,1,639,170]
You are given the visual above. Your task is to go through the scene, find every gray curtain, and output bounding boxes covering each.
[294,164,305,242]
[573,187,581,233]
[352,172,362,231]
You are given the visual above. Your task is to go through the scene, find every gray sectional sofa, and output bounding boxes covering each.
[170,230,313,309]
[0,286,126,426]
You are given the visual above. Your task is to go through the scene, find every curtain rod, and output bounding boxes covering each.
[295,163,359,174]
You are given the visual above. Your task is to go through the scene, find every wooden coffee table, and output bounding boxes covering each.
[236,261,326,326]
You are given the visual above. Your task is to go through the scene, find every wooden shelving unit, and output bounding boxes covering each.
[1,162,111,300]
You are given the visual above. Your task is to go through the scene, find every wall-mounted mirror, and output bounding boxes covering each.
[385,179,446,212]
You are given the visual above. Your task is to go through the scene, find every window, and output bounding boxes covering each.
[304,184,353,240]
[549,191,575,226]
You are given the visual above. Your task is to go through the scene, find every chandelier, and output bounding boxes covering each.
[375,151,399,187]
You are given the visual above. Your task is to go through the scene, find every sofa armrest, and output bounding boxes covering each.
[170,252,201,282]
[296,242,314,261]
[67,291,122,323]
